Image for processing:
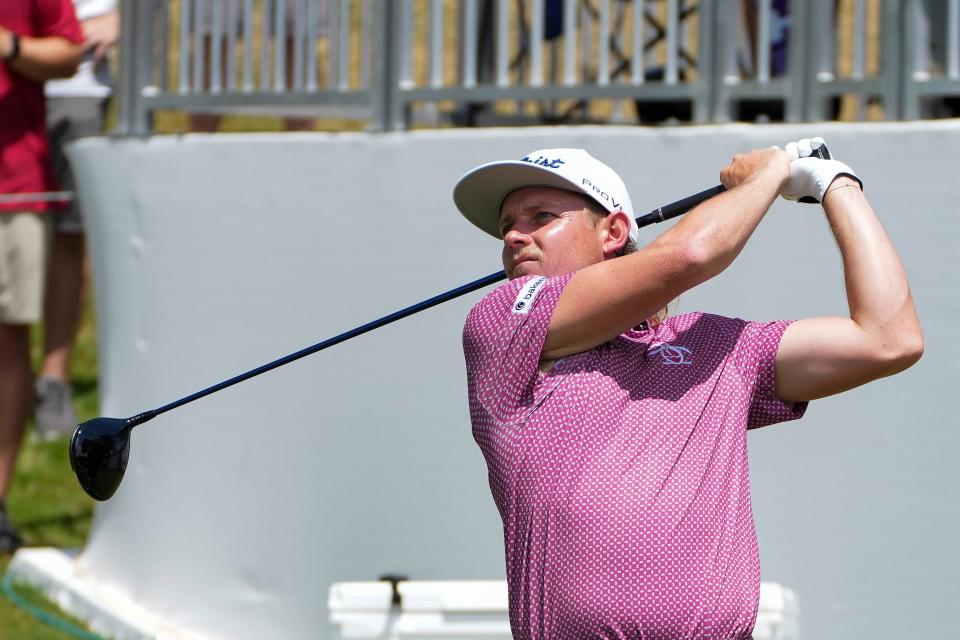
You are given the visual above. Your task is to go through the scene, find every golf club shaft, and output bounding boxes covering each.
[635,185,725,226]
[133,183,728,426]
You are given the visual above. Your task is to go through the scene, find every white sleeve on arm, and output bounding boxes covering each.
[462,273,574,423]
[75,0,118,21]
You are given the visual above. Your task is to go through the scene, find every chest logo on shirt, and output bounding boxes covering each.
[649,342,693,365]
[511,276,548,314]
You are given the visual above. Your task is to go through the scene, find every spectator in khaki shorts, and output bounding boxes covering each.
[0,1,84,552]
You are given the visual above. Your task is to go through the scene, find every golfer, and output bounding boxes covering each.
[453,141,922,639]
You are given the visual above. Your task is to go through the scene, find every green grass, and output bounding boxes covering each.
[0,291,100,638]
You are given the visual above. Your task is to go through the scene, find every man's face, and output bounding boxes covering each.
[499,187,606,280]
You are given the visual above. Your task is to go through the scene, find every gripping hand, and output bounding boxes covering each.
[781,137,862,204]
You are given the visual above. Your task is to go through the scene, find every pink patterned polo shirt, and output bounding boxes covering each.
[462,274,807,640]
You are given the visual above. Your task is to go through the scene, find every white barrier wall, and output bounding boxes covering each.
[68,122,958,640]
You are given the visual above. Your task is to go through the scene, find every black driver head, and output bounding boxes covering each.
[70,417,131,501]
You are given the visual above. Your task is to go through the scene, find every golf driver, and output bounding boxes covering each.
[69,180,761,501]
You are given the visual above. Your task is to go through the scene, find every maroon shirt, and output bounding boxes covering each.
[0,0,83,212]
[463,274,807,639]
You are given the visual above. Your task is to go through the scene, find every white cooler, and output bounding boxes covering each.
[328,580,800,639]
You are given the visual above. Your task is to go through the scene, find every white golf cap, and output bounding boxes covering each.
[453,148,638,244]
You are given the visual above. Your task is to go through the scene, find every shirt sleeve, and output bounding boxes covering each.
[732,319,809,429]
[34,0,84,43]
[75,0,119,22]
[462,273,574,423]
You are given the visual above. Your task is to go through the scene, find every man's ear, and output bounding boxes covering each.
[601,210,632,257]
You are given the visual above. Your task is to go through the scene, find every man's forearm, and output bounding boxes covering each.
[1,31,84,83]
[651,158,785,279]
[822,178,923,367]
[540,147,788,360]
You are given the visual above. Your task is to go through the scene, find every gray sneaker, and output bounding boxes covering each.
[34,376,77,441]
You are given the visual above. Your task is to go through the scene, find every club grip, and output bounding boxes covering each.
[811,141,832,160]
[634,184,726,229]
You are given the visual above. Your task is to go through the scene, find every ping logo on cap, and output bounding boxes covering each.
[512,276,547,315]
[522,155,565,169]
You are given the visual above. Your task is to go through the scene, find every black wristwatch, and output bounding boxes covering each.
[4,32,20,62]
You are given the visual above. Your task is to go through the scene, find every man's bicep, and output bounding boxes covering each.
[774,317,896,403]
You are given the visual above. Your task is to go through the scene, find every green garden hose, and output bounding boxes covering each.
[1,571,106,640]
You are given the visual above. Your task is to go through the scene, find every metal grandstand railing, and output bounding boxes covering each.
[903,0,960,118]
[805,0,903,120]
[116,0,960,134]
[117,0,380,133]
[713,0,808,122]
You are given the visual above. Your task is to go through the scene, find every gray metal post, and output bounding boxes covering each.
[632,0,645,86]
[902,0,922,119]
[711,0,733,122]
[275,0,288,92]
[531,0,545,87]
[564,0,576,86]
[496,0,509,87]
[371,0,403,130]
[950,0,960,79]
[115,0,139,135]
[260,0,272,90]
[757,0,771,84]
[430,0,445,89]
[695,0,716,123]
[243,0,254,91]
[461,0,478,89]
[192,0,204,93]
[339,0,351,91]
[882,0,903,119]
[666,0,679,85]
[210,0,223,93]
[598,0,610,86]
[786,0,807,122]
[805,0,830,121]
[131,0,155,134]
[159,2,170,94]
[226,0,238,91]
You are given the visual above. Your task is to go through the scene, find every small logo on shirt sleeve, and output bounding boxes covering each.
[511,276,548,315]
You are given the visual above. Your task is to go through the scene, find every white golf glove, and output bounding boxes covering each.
[781,137,862,204]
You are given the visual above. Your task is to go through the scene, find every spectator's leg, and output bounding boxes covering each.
[0,209,48,551]
[0,323,31,501]
[40,97,96,390]
[39,232,85,384]
[0,321,29,551]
